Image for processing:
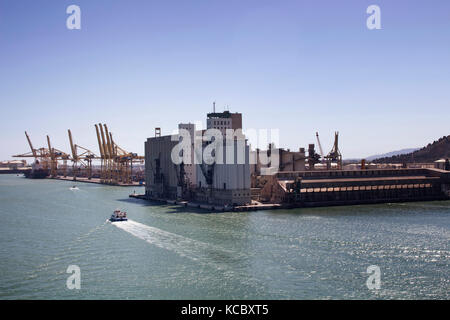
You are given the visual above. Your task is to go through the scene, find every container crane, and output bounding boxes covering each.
[47,135,70,178]
[13,131,50,170]
[68,129,97,180]
[95,124,106,181]
[95,123,144,185]
[26,131,37,159]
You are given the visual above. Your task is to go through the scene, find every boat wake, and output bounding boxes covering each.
[111,219,242,270]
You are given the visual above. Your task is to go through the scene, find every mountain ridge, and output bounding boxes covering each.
[366,148,419,161]
[373,135,450,163]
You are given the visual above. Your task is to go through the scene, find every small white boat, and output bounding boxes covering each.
[110,209,128,222]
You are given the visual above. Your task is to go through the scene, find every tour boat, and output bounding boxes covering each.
[110,209,128,222]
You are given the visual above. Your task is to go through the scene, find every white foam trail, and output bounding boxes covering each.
[112,219,240,270]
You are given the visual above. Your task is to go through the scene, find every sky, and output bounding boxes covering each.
[0,0,449,161]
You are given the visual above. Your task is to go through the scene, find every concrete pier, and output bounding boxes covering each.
[129,193,282,212]
[51,176,144,187]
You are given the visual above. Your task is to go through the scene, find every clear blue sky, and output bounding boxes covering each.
[1,0,449,161]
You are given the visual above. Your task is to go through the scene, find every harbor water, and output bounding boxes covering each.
[0,174,448,299]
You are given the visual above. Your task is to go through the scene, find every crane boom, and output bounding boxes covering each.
[95,124,104,159]
[109,132,117,157]
[47,135,53,159]
[47,135,58,177]
[316,132,324,159]
[25,131,37,158]
[68,129,77,160]
[104,124,114,158]
[99,123,109,159]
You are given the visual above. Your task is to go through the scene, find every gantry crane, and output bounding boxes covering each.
[47,135,56,177]
[94,124,105,181]
[13,125,144,185]
[46,135,70,177]
[14,132,70,177]
[111,129,145,184]
[13,131,50,171]
[95,123,109,182]
[95,123,144,185]
[68,129,97,180]
[97,123,114,183]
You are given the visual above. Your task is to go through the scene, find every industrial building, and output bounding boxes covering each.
[249,131,343,179]
[195,137,251,205]
[250,145,306,176]
[258,168,450,206]
[178,123,197,187]
[434,159,450,171]
[206,107,242,134]
[144,110,251,206]
[145,133,179,199]
[0,160,27,169]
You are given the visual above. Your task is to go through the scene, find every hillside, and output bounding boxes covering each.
[366,148,419,161]
[373,135,450,163]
